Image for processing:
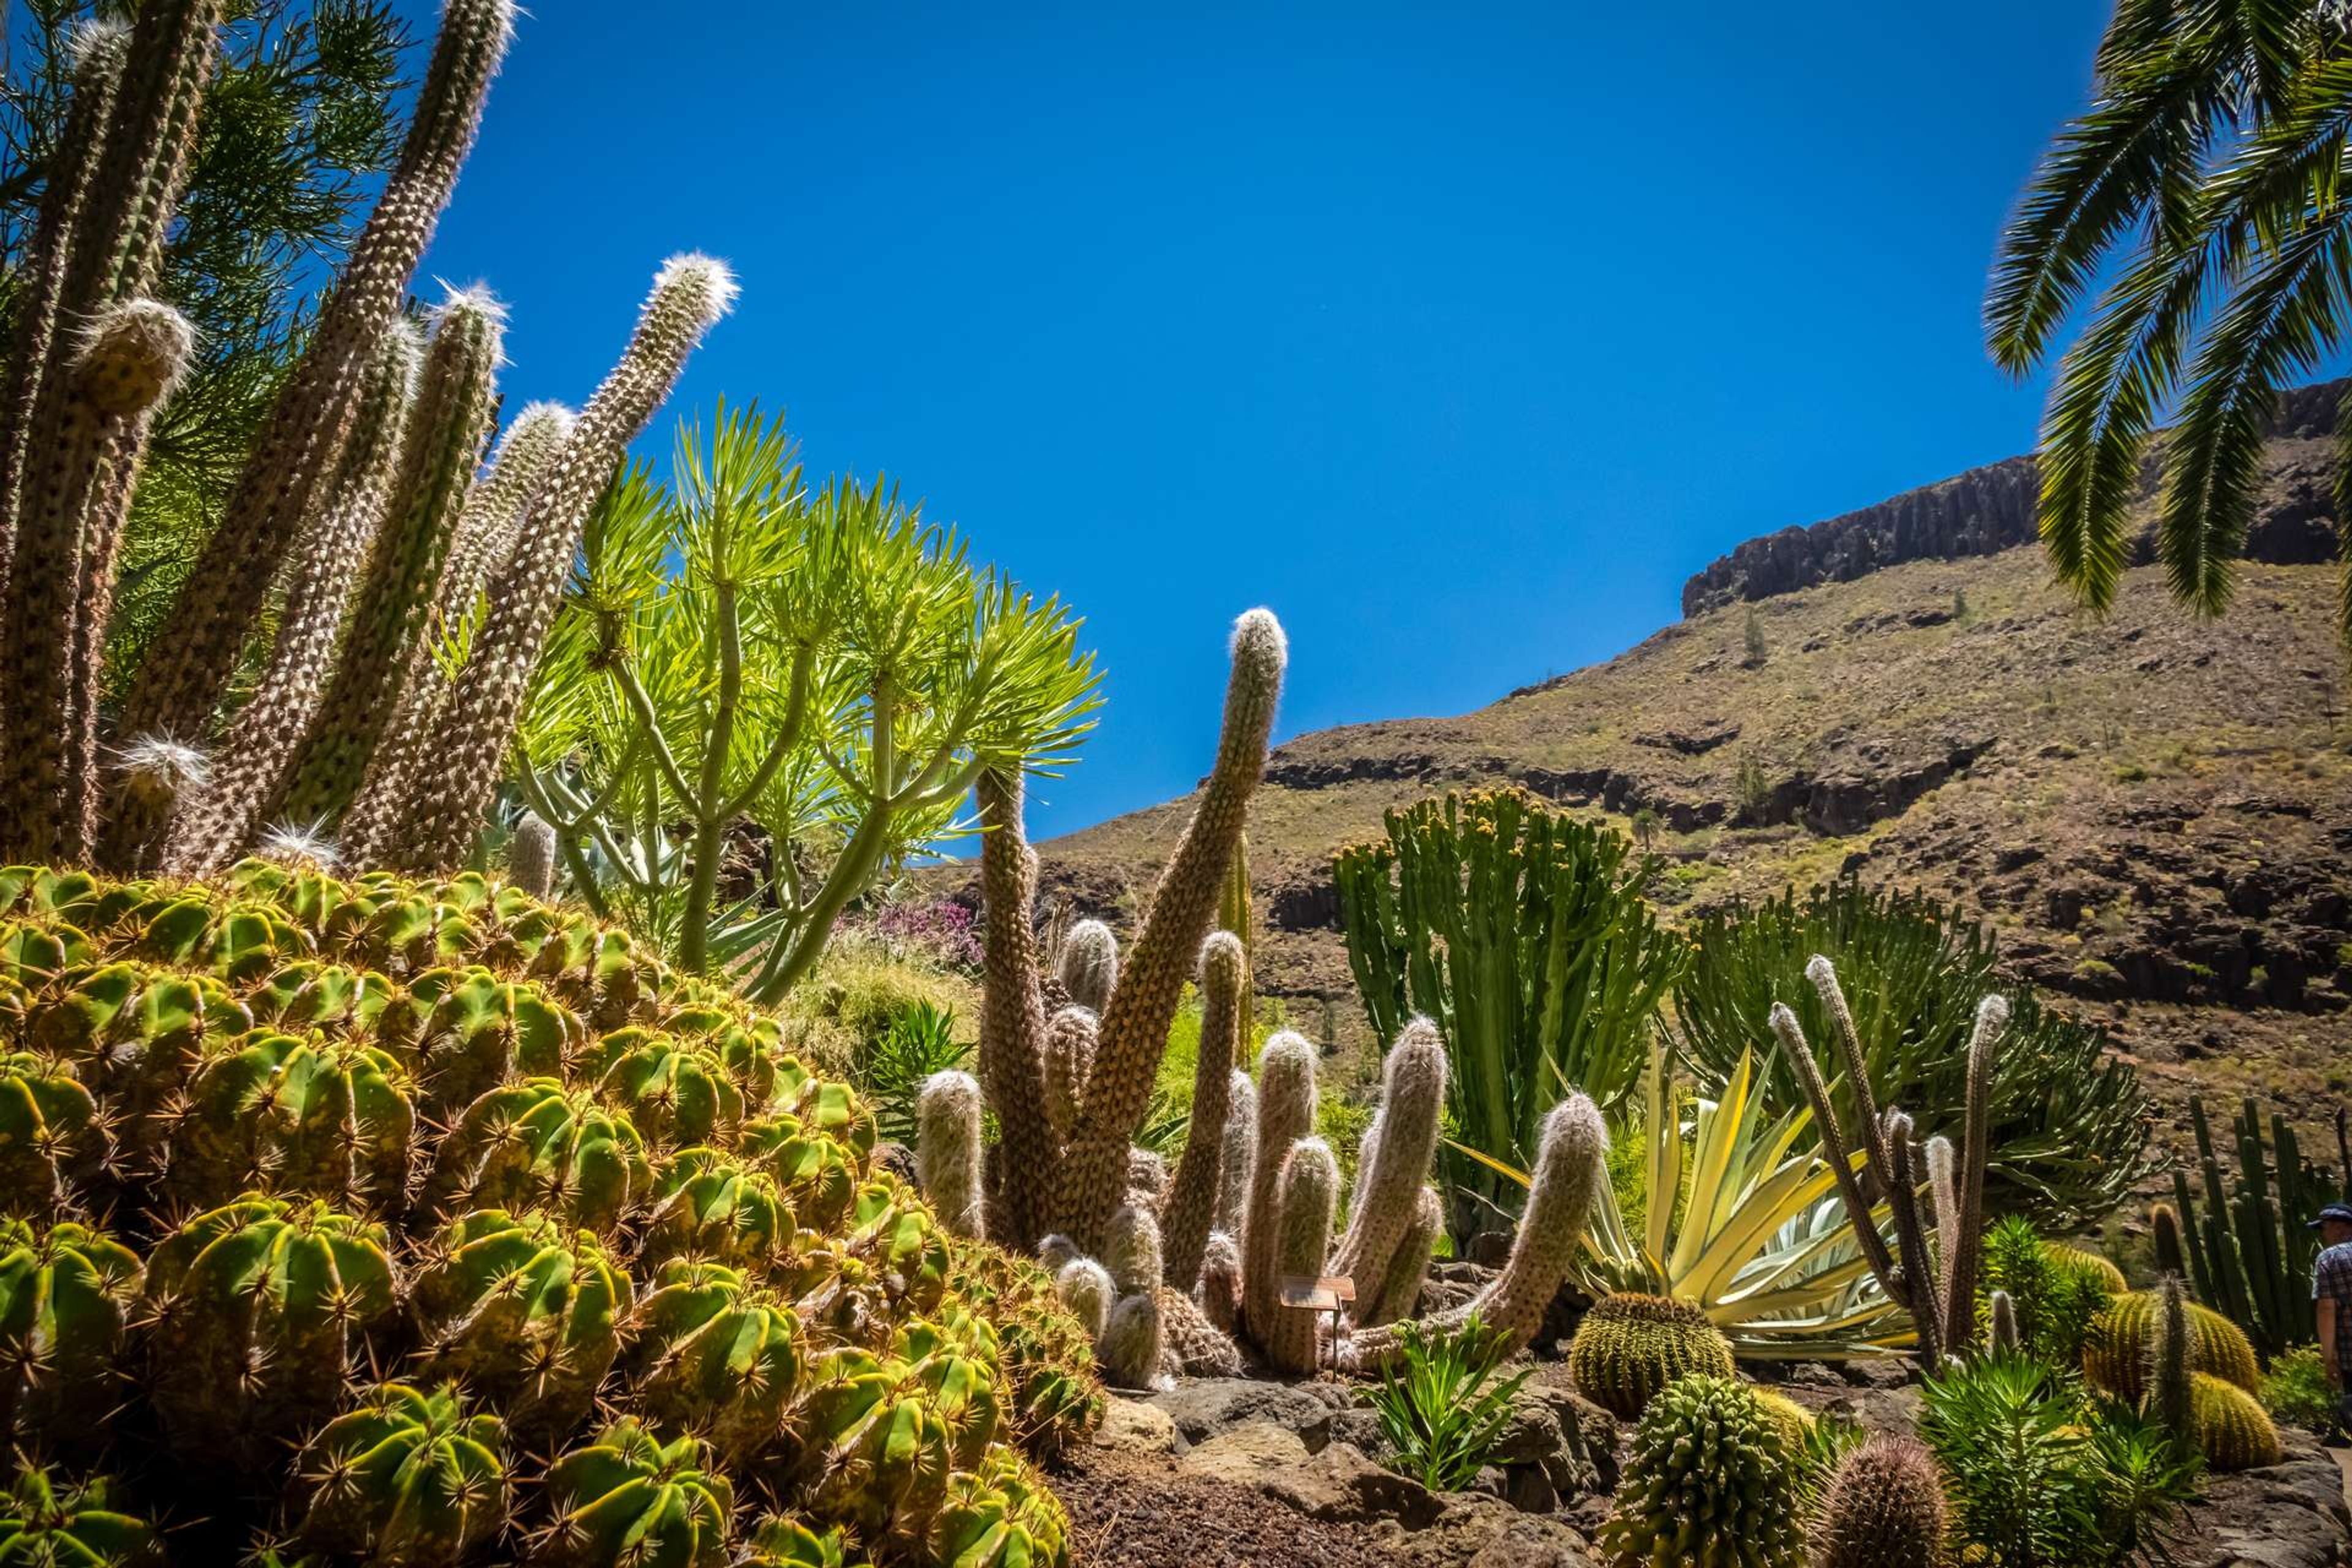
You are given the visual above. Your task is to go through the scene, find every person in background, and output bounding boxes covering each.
[2310,1202,2352,1442]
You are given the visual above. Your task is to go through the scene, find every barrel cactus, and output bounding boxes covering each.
[0,860,1089,1565]
[2082,1289,2261,1401]
[1569,1292,1738,1419]
[2190,1371,2285,1470]
[1810,1434,1947,1568]
[1598,1374,1807,1568]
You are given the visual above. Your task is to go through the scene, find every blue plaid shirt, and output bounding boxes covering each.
[2315,1242,2352,1373]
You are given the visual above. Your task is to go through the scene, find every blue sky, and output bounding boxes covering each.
[413,2,2124,840]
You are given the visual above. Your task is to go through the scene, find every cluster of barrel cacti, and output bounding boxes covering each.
[0,0,734,881]
[2078,1280,2280,1471]
[0,858,1096,1565]
[908,610,1609,1384]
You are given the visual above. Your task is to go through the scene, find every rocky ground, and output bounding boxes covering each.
[1053,1359,2352,1567]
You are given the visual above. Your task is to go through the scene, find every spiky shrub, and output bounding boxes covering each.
[1811,1435,1948,1568]
[1677,878,2155,1231]
[0,861,1075,1566]
[2262,1345,2338,1431]
[1597,1374,1807,1568]
[1568,1292,1737,1420]
[1981,1215,2114,1366]
[2082,1289,2261,1403]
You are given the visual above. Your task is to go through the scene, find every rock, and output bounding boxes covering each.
[1390,1492,1596,1568]
[1175,1422,1442,1527]
[1503,1464,1558,1515]
[1147,1377,1349,1451]
[2192,1438,2352,1568]
[1096,1395,1179,1457]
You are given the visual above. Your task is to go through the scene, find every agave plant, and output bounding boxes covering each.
[1570,1045,1908,1358]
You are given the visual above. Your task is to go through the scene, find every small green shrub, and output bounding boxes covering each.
[1921,1351,2199,1568]
[859,1000,968,1147]
[1981,1216,2114,1366]
[2261,1346,2338,1432]
[1363,1314,1531,1493]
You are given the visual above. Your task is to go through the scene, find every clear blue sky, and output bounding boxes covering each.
[412,2,2122,840]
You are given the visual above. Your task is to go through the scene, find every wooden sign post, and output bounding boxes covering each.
[1278,1274,1356,1369]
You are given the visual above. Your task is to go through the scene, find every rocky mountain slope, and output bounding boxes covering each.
[984,387,2352,1137]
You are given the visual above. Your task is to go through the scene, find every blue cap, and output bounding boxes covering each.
[2307,1203,2352,1229]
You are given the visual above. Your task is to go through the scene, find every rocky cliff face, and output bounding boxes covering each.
[1680,378,2350,616]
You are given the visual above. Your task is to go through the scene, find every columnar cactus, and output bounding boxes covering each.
[1598,1374,1807,1568]
[1568,1292,1738,1419]
[1055,919,1118,1014]
[918,1069,987,1239]
[1263,1136,1339,1375]
[508,810,559,898]
[1052,1257,1113,1340]
[1161,930,1244,1289]
[1216,1066,1257,1236]
[1343,1094,1608,1371]
[1989,1287,2020,1354]
[1360,1185,1442,1326]
[1096,1286,1164,1390]
[1811,1435,1948,1568]
[2150,1273,2193,1446]
[112,0,516,760]
[1039,1004,1095,1144]
[1776,957,2007,1368]
[1053,610,1285,1250]
[1329,1016,1446,1299]
[2152,1200,2189,1282]
[1102,1204,1163,1300]
[365,255,739,872]
[286,1381,509,1568]
[1242,1031,1317,1336]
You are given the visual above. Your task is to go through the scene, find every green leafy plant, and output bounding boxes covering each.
[1674,878,2155,1230]
[1333,787,1686,1237]
[861,1000,969,1147]
[1362,1313,1532,1493]
[1981,1215,2115,1367]
[2260,1346,2338,1433]
[514,405,1101,996]
[1921,1350,2199,1568]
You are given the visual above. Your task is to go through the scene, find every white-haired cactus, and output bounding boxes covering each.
[507,810,559,898]
[1096,1288,1163,1390]
[1040,1005,1095,1144]
[1216,1066,1256,1235]
[1055,919,1118,1014]
[112,0,516,763]
[916,1069,987,1239]
[1052,1257,1112,1340]
[1101,1204,1162,1299]
[1163,930,1244,1290]
[1264,1137,1339,1374]
[1053,610,1285,1250]
[1989,1288,2020,1354]
[1776,959,2007,1367]
[1198,1229,1242,1334]
[370,254,738,872]
[1362,1185,1443,1327]
[1344,1094,1608,1370]
[1242,1031,1317,1337]
[1329,1016,1446,1300]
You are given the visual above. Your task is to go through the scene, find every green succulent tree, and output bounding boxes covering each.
[511,404,1100,998]
[1988,1,2352,640]
[1333,786,1686,1238]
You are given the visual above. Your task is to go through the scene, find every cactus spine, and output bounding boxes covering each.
[1811,1435,1947,1568]
[2189,1370,2284,1469]
[1329,1016,1447,1296]
[0,1218,142,1450]
[154,319,423,873]
[1052,610,1285,1248]
[1264,1137,1338,1374]
[1162,930,1244,1289]
[917,1069,987,1239]
[537,1418,735,1568]
[1102,1205,1163,1300]
[1599,1374,1806,1568]
[366,255,739,872]
[112,0,516,761]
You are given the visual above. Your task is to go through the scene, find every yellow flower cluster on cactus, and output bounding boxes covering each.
[0,859,1096,1567]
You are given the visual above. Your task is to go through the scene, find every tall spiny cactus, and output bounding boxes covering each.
[1263,1136,1338,1374]
[2152,1200,2189,1282]
[276,287,505,831]
[1329,1016,1447,1295]
[1363,1186,1444,1325]
[1776,958,2007,1368]
[1216,1067,1256,1235]
[1241,1031,1317,1336]
[356,255,738,872]
[0,0,217,864]
[337,399,575,860]
[1039,1005,1095,1144]
[152,319,423,874]
[111,0,515,764]
[1055,920,1118,1014]
[0,19,130,595]
[2151,1272,2193,1448]
[1161,930,1245,1289]
[1342,1095,1608,1370]
[1050,611,1286,1249]
[507,810,558,897]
